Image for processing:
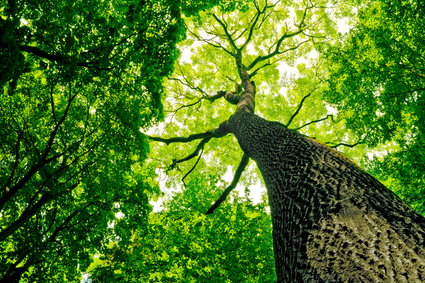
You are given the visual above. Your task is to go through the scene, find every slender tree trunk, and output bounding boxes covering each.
[225,110,425,282]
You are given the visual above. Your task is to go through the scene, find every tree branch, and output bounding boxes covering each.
[240,2,268,51]
[168,137,211,171]
[293,114,336,131]
[248,37,308,71]
[328,141,363,149]
[167,77,227,114]
[0,192,52,241]
[169,76,208,97]
[19,45,68,63]
[146,128,227,145]
[168,93,223,114]
[249,62,271,77]
[286,92,312,127]
[4,133,21,190]
[0,90,77,212]
[224,90,241,105]
[206,153,249,215]
[212,14,240,53]
[186,27,236,58]
[182,146,204,188]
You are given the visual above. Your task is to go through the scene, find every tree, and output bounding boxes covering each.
[0,0,210,280]
[146,0,425,281]
[323,0,425,215]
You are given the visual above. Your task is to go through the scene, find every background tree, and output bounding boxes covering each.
[0,0,243,280]
[323,0,425,214]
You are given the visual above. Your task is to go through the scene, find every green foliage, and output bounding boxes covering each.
[89,176,276,282]
[0,0,186,280]
[323,0,424,214]
[0,0,275,281]
[1,0,423,281]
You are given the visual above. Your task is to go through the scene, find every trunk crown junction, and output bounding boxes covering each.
[226,65,256,114]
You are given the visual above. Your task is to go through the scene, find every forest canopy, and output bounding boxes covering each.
[1,0,423,281]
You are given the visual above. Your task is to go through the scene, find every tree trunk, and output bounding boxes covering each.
[226,110,425,282]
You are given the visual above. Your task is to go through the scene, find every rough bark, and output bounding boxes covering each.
[224,110,425,282]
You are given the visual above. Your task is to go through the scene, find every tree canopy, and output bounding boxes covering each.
[1,0,213,280]
[323,0,425,214]
[1,0,423,281]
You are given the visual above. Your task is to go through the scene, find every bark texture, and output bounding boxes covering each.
[226,110,425,282]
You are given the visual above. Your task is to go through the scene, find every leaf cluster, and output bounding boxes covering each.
[89,175,276,282]
[323,0,424,214]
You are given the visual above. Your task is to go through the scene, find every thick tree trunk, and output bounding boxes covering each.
[226,110,425,282]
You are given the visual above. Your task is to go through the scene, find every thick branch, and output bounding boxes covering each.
[19,45,107,69]
[0,182,79,241]
[224,90,241,105]
[0,193,52,241]
[19,45,68,63]
[147,128,227,145]
[206,153,249,215]
[329,141,363,149]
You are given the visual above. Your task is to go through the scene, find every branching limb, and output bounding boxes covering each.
[206,153,250,215]
[328,141,363,149]
[167,76,227,113]
[247,37,308,71]
[0,89,77,212]
[170,92,226,114]
[146,128,227,145]
[19,45,115,71]
[293,114,337,131]
[240,1,273,51]
[249,62,271,77]
[148,124,236,188]
[4,133,22,190]
[212,14,240,54]
[286,92,312,127]
[186,27,236,58]
[169,76,209,97]
[182,147,204,188]
[168,137,211,171]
